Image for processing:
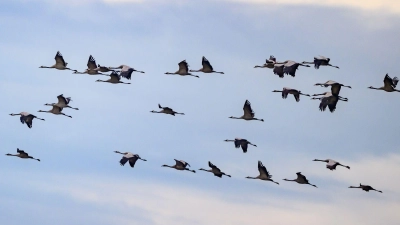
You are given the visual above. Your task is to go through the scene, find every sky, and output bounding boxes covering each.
[0,0,399,224]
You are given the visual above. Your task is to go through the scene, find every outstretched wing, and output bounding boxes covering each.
[243,100,254,117]
[178,60,189,73]
[120,157,129,166]
[258,161,272,178]
[202,56,213,71]
[128,157,139,168]
[87,55,98,70]
[55,51,67,67]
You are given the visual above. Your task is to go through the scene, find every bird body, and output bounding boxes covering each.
[39,51,72,70]
[6,148,40,161]
[44,94,78,110]
[302,56,339,69]
[73,55,108,75]
[190,56,224,74]
[38,105,72,118]
[368,74,399,92]
[199,161,231,178]
[229,100,264,121]
[9,112,45,128]
[283,172,317,187]
[165,60,199,78]
[224,138,257,153]
[313,159,350,170]
[272,87,310,102]
[114,151,146,168]
[349,184,382,193]
[246,161,279,185]
[150,104,184,116]
[162,159,196,173]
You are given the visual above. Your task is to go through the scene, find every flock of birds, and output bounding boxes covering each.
[7,51,398,194]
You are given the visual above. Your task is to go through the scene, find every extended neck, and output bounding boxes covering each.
[246,176,258,179]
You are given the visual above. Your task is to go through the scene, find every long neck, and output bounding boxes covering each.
[6,154,18,157]
[199,168,211,172]
[369,87,382,90]
[313,159,325,162]
[254,65,264,68]
[302,61,313,64]
[213,71,224,74]
[230,117,241,119]
[246,176,258,179]
[273,90,283,93]
[163,165,174,168]
[284,179,296,182]
[349,186,361,189]
[225,140,234,142]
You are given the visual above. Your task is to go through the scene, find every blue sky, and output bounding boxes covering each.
[1,0,399,224]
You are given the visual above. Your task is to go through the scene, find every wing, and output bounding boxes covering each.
[258,161,271,178]
[120,157,129,166]
[17,149,26,154]
[384,74,398,88]
[110,71,121,81]
[120,68,134,80]
[240,141,248,153]
[208,161,216,169]
[202,56,213,71]
[128,157,139,168]
[174,159,186,167]
[178,60,189,73]
[282,88,290,99]
[313,58,322,69]
[297,173,308,183]
[330,85,342,96]
[283,61,299,77]
[273,64,284,78]
[234,139,241,148]
[87,55,98,70]
[293,93,300,102]
[243,100,254,117]
[55,51,67,67]
[57,94,67,105]
[319,97,329,111]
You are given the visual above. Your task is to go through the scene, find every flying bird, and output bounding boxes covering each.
[199,161,231,178]
[283,172,317,188]
[368,74,399,92]
[313,159,350,170]
[224,138,257,153]
[38,105,72,118]
[9,112,45,128]
[73,55,108,75]
[272,87,310,102]
[6,148,40,161]
[150,104,184,116]
[229,100,264,122]
[302,56,340,69]
[44,94,78,110]
[162,159,196,173]
[246,161,279,185]
[114,151,146,168]
[283,60,310,77]
[165,60,199,78]
[95,71,131,84]
[39,51,73,70]
[255,55,281,69]
[108,65,145,80]
[349,184,382,193]
[189,56,224,74]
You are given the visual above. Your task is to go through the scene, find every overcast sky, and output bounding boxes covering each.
[1,0,399,224]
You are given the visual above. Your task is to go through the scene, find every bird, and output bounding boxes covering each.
[246,161,279,185]
[315,95,343,113]
[108,65,145,80]
[302,56,340,69]
[95,71,131,84]
[199,161,231,178]
[165,60,199,78]
[224,138,257,153]
[97,64,114,73]
[6,148,40,161]
[38,105,72,118]
[314,80,352,89]
[255,55,281,69]
[114,151,146,168]
[349,184,382,193]
[162,159,196,173]
[44,94,79,110]
[368,74,399,92]
[150,104,184,116]
[73,55,108,75]
[313,159,350,170]
[283,60,310,77]
[9,112,45,128]
[39,51,73,70]
[229,100,264,122]
[189,56,224,74]
[283,172,317,188]
[272,87,310,102]
[311,92,348,101]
